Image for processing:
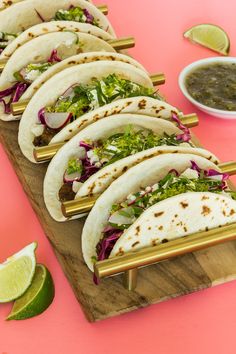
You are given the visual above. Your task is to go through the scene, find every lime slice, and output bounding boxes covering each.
[7,264,55,320]
[184,24,230,55]
[0,242,37,303]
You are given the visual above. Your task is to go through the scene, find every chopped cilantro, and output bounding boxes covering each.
[67,158,82,175]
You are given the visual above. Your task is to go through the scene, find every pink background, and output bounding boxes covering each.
[1,0,236,353]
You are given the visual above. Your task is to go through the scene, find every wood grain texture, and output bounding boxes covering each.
[1,119,236,322]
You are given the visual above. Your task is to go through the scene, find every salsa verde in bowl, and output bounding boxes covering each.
[179,57,236,119]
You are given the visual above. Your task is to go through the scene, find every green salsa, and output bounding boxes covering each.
[185,63,236,111]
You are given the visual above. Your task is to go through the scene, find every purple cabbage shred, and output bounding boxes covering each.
[93,226,123,285]
[172,113,191,142]
[48,49,62,63]
[83,8,94,24]
[190,160,229,190]
[0,82,29,114]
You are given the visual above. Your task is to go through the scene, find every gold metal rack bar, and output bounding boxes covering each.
[108,37,135,51]
[94,222,236,290]
[11,70,163,117]
[33,142,65,163]
[33,113,198,164]
[96,4,108,15]
[61,161,236,218]
[149,73,165,86]
[61,195,99,217]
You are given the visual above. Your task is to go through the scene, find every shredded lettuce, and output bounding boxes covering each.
[93,126,186,166]
[53,6,99,27]
[47,74,157,119]
[67,158,83,175]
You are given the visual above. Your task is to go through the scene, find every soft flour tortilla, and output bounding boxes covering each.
[43,114,219,222]
[0,21,113,60]
[18,61,154,162]
[0,0,94,10]
[0,0,116,36]
[1,49,148,121]
[82,153,236,271]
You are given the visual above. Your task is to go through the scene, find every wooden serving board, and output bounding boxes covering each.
[1,119,236,322]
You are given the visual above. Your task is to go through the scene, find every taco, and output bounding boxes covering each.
[43,114,218,222]
[81,153,236,272]
[18,60,157,162]
[0,21,113,60]
[0,0,115,54]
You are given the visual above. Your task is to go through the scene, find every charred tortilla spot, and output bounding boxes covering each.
[180,201,188,208]
[161,238,168,243]
[138,99,147,109]
[183,226,187,232]
[104,111,109,117]
[202,205,211,216]
[148,226,152,230]
[230,209,235,216]
[201,195,209,201]
[205,227,209,231]
[88,182,96,194]
[135,226,140,236]
[78,119,87,128]
[158,225,163,230]
[122,166,128,173]
[222,210,226,216]
[116,248,124,256]
[175,214,178,218]
[132,241,140,248]
[154,211,164,217]
[68,60,76,65]
[28,32,34,38]
[152,239,159,246]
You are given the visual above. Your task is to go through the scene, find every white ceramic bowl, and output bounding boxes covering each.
[178,57,236,119]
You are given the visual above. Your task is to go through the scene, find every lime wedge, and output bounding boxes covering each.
[0,242,37,303]
[184,24,230,55]
[7,264,55,320]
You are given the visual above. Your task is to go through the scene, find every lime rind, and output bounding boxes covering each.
[0,242,37,303]
[7,264,55,320]
[184,24,230,55]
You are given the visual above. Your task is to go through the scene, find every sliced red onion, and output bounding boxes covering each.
[109,207,135,226]
[38,107,46,124]
[61,85,76,100]
[38,110,72,129]
[64,169,82,183]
